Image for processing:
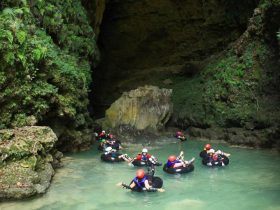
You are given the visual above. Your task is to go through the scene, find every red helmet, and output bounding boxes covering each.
[136,169,145,179]
[205,144,211,150]
[168,155,177,162]
[109,134,113,139]
[176,131,183,136]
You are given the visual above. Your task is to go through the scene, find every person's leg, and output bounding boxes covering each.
[119,154,132,162]
[174,162,185,168]
[184,157,195,165]
[216,150,230,157]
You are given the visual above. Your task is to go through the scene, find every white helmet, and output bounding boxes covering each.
[105,147,112,152]
[102,130,105,133]
[142,148,148,153]
[208,149,215,154]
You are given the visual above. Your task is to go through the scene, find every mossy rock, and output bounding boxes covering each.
[0,130,14,141]
[20,156,37,170]
[0,126,57,200]
[104,86,173,131]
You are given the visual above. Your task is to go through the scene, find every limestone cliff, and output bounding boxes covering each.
[93,0,259,108]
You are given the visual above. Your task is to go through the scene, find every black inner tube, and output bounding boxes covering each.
[100,153,124,162]
[129,176,163,192]
[132,159,162,167]
[163,163,194,174]
[201,155,229,166]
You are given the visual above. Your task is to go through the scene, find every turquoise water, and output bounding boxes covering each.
[1,139,280,210]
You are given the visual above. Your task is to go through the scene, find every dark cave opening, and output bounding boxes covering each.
[88,0,260,120]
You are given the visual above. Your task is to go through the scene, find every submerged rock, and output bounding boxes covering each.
[0,126,60,200]
[104,85,173,131]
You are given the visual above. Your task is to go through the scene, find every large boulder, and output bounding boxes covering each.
[0,126,60,200]
[104,86,173,131]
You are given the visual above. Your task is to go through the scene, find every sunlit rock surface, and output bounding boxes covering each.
[104,86,173,131]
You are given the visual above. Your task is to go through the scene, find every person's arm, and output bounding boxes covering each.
[129,181,136,189]
[116,182,132,189]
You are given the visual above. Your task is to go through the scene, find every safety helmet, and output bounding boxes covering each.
[101,139,106,143]
[168,155,177,162]
[142,148,148,153]
[176,131,183,136]
[102,130,105,133]
[136,169,145,179]
[105,147,112,152]
[205,144,211,150]
[208,149,215,154]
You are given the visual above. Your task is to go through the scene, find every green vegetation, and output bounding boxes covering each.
[170,0,280,132]
[202,44,263,127]
[0,0,98,149]
[173,38,279,128]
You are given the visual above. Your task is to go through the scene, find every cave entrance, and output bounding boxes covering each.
[88,0,260,119]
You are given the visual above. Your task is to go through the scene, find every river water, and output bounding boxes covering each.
[1,139,280,210]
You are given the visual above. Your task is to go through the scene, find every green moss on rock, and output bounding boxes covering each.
[172,0,280,147]
[0,126,58,200]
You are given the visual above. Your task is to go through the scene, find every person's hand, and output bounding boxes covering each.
[157,188,165,192]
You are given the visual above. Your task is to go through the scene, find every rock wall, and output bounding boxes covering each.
[93,0,259,108]
[82,0,106,37]
[173,1,280,148]
[0,126,62,200]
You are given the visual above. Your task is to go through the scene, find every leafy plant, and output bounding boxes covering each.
[0,0,98,149]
